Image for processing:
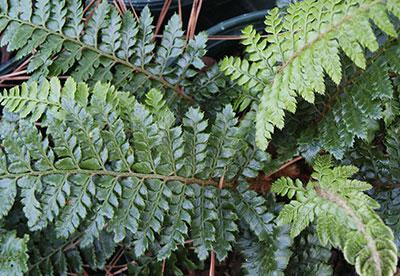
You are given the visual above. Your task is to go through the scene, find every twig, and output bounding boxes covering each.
[84,0,101,22]
[178,0,183,23]
[127,0,140,22]
[112,0,123,14]
[105,246,125,275]
[111,260,137,275]
[117,0,127,13]
[187,0,204,39]
[0,70,27,80]
[82,0,97,18]
[266,156,303,178]
[162,259,166,274]
[209,251,216,276]
[218,175,225,190]
[154,0,172,38]
[208,175,224,276]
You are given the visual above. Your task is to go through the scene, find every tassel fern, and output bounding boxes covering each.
[0,1,399,274]
[0,0,209,104]
[0,230,29,275]
[298,43,400,159]
[221,0,400,149]
[0,77,289,275]
[272,155,398,276]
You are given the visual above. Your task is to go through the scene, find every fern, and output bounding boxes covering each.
[272,155,398,276]
[0,77,278,267]
[0,0,211,105]
[375,188,400,251]
[286,228,333,276]
[297,43,400,159]
[221,0,400,149]
[27,229,115,275]
[0,229,29,275]
[238,222,292,276]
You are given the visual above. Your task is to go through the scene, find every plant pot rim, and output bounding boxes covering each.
[117,0,193,10]
[206,9,268,36]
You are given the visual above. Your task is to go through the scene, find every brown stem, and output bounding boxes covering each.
[266,156,303,178]
[209,251,216,276]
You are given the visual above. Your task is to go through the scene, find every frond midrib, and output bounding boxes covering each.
[0,14,194,102]
[276,0,383,75]
[0,167,224,187]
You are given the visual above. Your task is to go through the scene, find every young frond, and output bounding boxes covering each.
[221,0,400,149]
[272,155,398,276]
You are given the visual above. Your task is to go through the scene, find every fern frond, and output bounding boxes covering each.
[375,188,400,251]
[238,222,292,276]
[221,0,400,149]
[0,77,275,262]
[272,155,398,276]
[0,230,29,276]
[27,229,116,275]
[286,228,333,276]
[311,44,400,159]
[0,1,210,103]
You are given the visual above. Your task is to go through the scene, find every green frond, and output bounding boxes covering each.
[312,44,400,159]
[375,188,400,250]
[235,184,274,241]
[238,223,292,276]
[213,189,238,261]
[187,64,242,114]
[0,0,211,104]
[28,229,115,275]
[272,155,398,276]
[0,230,29,276]
[221,0,400,149]
[286,228,333,276]
[0,78,275,264]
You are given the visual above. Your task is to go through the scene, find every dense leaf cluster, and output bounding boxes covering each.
[0,78,285,275]
[221,0,400,149]
[0,0,399,275]
[0,0,235,111]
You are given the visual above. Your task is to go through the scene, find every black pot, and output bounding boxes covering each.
[0,57,23,75]
[114,1,275,31]
[205,10,268,59]
[122,0,193,11]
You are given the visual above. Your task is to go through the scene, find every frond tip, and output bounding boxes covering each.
[221,0,400,149]
[272,155,398,276]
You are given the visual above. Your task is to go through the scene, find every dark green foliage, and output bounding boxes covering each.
[286,228,333,276]
[0,78,284,275]
[0,0,229,110]
[375,188,400,251]
[0,0,399,275]
[238,223,292,275]
[28,229,115,275]
[0,230,29,275]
